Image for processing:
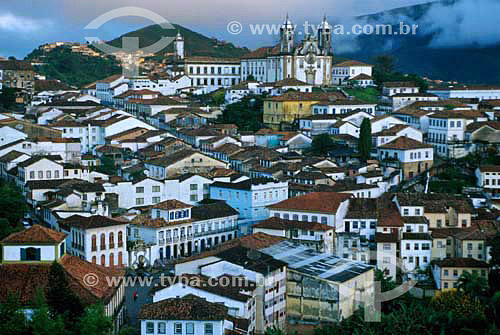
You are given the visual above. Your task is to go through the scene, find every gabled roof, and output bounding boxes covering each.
[379,136,432,150]
[1,225,66,244]
[268,192,351,213]
[211,177,279,191]
[191,201,238,221]
[138,295,229,321]
[373,124,415,137]
[145,149,197,167]
[334,60,372,67]
[351,73,373,80]
[61,215,127,230]
[433,257,489,268]
[0,150,28,163]
[152,199,192,210]
[479,165,500,173]
[0,254,124,307]
[253,217,332,231]
[383,81,418,88]
[265,91,345,102]
[18,155,61,168]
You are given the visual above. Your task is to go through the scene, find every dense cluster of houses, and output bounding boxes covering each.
[0,16,499,335]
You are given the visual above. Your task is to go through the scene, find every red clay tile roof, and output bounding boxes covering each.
[351,73,373,80]
[268,192,351,213]
[1,225,66,244]
[152,199,192,210]
[433,257,489,268]
[375,232,399,243]
[334,60,372,67]
[253,217,332,231]
[479,165,500,172]
[139,295,229,321]
[0,255,124,306]
[265,91,345,102]
[379,136,432,150]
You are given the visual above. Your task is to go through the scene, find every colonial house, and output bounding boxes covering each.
[476,165,500,199]
[431,258,489,290]
[128,200,238,265]
[145,149,228,179]
[62,215,128,267]
[0,225,126,330]
[332,60,373,86]
[268,192,351,230]
[139,295,248,335]
[210,178,289,235]
[378,137,434,180]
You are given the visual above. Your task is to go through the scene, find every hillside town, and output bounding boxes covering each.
[0,12,499,335]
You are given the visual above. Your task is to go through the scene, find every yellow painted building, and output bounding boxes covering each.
[263,92,344,130]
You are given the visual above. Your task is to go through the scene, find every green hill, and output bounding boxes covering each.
[108,23,249,58]
[26,46,121,88]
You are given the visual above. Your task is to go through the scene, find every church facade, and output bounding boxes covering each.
[240,16,334,86]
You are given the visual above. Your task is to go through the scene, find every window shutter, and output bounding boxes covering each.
[20,248,26,260]
[36,248,41,261]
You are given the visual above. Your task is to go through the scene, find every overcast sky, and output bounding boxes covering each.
[0,0,432,58]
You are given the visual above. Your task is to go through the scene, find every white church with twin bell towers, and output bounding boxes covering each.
[240,15,334,86]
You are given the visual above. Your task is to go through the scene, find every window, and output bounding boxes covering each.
[152,186,161,193]
[136,187,144,193]
[403,208,409,216]
[21,247,41,261]
[186,323,194,335]
[152,197,160,203]
[136,198,144,205]
[444,269,449,276]
[174,323,182,334]
[146,322,154,334]
[157,322,166,334]
[190,184,198,191]
[190,194,198,202]
[444,282,448,288]
[205,323,213,335]
[415,208,421,216]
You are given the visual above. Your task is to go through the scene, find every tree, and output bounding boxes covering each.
[0,294,28,335]
[95,156,116,176]
[373,55,395,78]
[457,271,488,299]
[46,261,84,325]
[358,118,372,161]
[0,87,17,110]
[31,289,65,335]
[246,74,256,81]
[311,134,335,156]
[77,304,113,335]
[431,291,485,319]
[0,181,28,238]
[0,218,24,241]
[490,233,500,267]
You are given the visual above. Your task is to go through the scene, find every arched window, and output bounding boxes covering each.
[109,232,114,248]
[109,253,114,267]
[118,231,123,247]
[100,254,106,266]
[100,234,106,250]
[91,235,97,251]
[118,252,123,266]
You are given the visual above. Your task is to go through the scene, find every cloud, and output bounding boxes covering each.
[419,0,500,48]
[0,13,51,33]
